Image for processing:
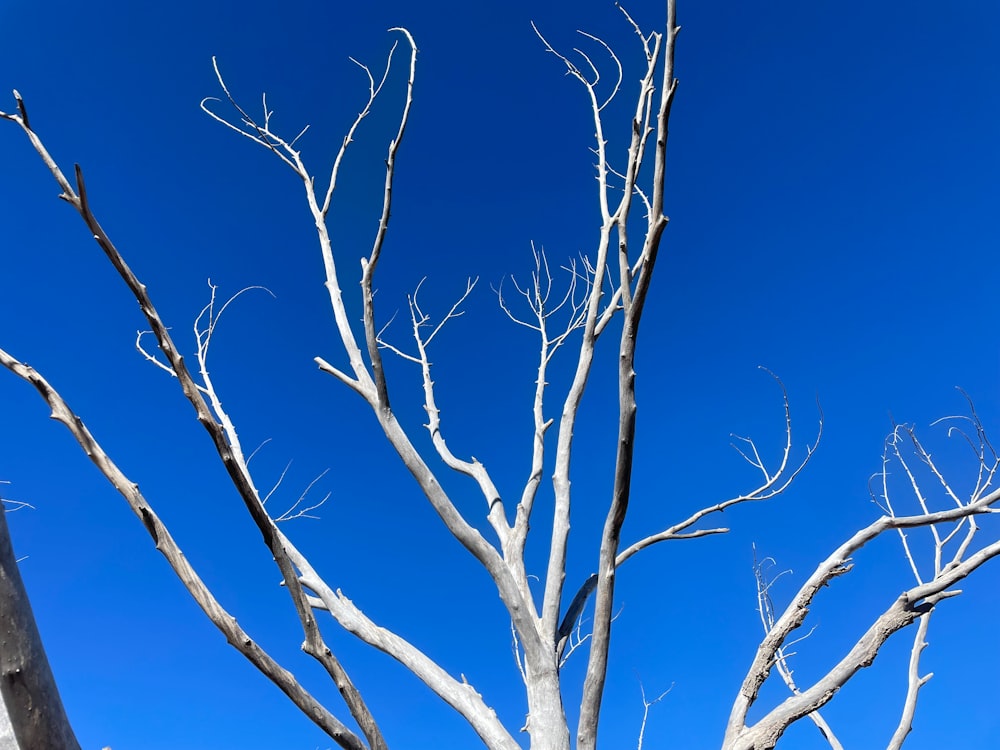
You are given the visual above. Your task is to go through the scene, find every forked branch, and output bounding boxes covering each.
[753,551,842,749]
[577,3,678,747]
[0,348,368,750]
[1,90,387,750]
[725,405,1000,750]
[558,371,820,652]
[201,31,547,670]
[619,371,822,566]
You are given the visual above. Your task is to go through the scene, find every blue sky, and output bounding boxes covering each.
[1,1,999,748]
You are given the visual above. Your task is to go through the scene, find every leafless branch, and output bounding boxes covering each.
[494,246,591,557]
[199,34,549,742]
[323,47,400,216]
[0,499,34,513]
[200,58,303,174]
[0,92,387,750]
[616,371,822,566]
[288,543,521,750]
[12,7,976,750]
[360,28,418,410]
[275,469,332,522]
[724,403,1000,749]
[0,347,368,750]
[752,549,843,750]
[886,614,932,750]
[636,679,672,750]
[397,278,514,550]
[577,5,678,746]
[261,461,292,507]
[558,608,623,669]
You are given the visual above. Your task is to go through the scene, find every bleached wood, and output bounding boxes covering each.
[6,6,995,750]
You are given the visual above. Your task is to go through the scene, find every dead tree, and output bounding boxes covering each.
[1,2,998,748]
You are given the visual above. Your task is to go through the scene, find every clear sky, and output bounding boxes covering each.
[1,1,999,749]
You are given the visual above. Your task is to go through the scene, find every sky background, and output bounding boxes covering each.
[1,1,999,748]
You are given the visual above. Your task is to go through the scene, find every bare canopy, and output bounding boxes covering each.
[1,3,999,749]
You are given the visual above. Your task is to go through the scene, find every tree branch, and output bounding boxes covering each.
[0,349,368,750]
[1,95,387,750]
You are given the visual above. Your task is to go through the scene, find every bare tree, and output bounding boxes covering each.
[1,3,998,749]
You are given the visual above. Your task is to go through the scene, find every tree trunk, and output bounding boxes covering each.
[524,652,570,750]
[0,504,82,750]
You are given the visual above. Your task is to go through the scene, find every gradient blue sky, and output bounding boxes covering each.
[1,1,999,749]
